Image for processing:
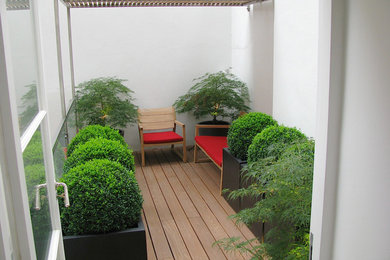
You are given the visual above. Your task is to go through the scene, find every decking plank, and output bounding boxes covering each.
[135,159,174,260]
[154,150,227,260]
[142,212,157,260]
[142,153,192,259]
[176,156,255,259]
[163,150,245,260]
[196,162,259,243]
[136,148,260,260]
[148,152,209,260]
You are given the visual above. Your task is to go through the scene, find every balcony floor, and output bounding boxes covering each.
[134,148,257,260]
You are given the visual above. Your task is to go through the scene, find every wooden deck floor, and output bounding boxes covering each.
[134,148,258,260]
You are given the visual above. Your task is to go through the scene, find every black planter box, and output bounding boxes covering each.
[222,148,246,212]
[222,148,264,239]
[63,218,146,260]
[198,120,230,136]
[241,176,264,239]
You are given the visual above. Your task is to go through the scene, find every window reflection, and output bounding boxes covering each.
[23,129,52,260]
[6,2,39,134]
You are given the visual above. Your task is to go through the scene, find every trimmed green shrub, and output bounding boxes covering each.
[227,112,278,160]
[216,140,315,259]
[247,125,307,163]
[64,138,135,173]
[60,159,143,236]
[67,125,126,157]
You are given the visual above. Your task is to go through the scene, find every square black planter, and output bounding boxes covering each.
[222,148,247,212]
[63,218,146,260]
[241,176,264,239]
[222,148,264,239]
[198,120,230,136]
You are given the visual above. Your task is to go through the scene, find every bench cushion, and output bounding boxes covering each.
[143,131,183,144]
[195,136,228,167]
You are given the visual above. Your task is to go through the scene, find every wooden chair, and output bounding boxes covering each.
[138,107,186,166]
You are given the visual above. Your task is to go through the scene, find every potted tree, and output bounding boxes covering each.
[74,77,138,136]
[173,69,250,136]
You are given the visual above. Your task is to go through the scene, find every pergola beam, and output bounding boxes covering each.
[60,0,262,8]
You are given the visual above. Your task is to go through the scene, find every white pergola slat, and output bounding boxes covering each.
[60,0,261,8]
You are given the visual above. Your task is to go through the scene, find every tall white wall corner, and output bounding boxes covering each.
[231,2,274,115]
[311,0,390,259]
[273,0,319,138]
[310,0,346,258]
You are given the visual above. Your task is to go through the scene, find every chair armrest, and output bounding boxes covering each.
[195,124,230,136]
[174,120,185,128]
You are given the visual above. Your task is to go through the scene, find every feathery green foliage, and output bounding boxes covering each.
[75,77,137,128]
[217,140,315,259]
[67,125,126,157]
[247,125,307,164]
[173,70,250,121]
[19,83,39,132]
[60,159,143,236]
[64,138,135,174]
[227,112,278,160]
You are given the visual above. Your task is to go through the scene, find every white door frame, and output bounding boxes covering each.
[0,0,66,258]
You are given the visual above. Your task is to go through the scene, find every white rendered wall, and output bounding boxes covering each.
[331,1,390,259]
[273,0,318,138]
[70,7,232,150]
[311,0,390,259]
[231,2,274,115]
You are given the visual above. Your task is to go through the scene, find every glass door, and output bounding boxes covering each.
[0,0,65,259]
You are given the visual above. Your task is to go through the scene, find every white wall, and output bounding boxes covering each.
[331,1,390,259]
[231,2,274,115]
[70,7,232,150]
[311,0,390,259]
[273,0,318,138]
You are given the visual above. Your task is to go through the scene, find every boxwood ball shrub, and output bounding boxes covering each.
[64,138,135,173]
[67,125,126,157]
[227,112,278,160]
[247,125,307,163]
[60,159,143,236]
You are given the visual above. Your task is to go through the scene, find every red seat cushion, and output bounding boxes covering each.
[195,136,228,167]
[143,131,183,144]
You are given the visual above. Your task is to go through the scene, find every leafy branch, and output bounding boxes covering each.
[75,77,137,129]
[174,69,250,122]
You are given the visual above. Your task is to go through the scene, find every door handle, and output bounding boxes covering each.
[35,183,47,210]
[34,182,70,210]
[55,182,70,208]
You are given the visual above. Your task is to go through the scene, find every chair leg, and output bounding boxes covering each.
[220,167,224,195]
[194,144,198,163]
[182,142,187,163]
[141,144,145,167]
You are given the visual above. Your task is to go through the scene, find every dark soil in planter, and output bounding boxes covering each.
[198,120,229,136]
[63,218,146,260]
